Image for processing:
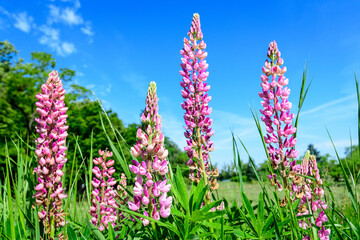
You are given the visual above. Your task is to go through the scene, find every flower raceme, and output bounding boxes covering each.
[128,82,172,226]
[34,70,68,235]
[259,42,330,239]
[259,41,298,173]
[90,150,118,231]
[259,41,298,191]
[179,13,219,191]
[296,153,330,240]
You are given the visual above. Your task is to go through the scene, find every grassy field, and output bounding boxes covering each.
[216,181,357,208]
[70,181,357,225]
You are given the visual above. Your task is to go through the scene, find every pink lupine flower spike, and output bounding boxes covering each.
[179,13,218,192]
[34,70,68,236]
[128,82,172,225]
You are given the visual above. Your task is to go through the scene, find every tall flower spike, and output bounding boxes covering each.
[180,13,218,192]
[34,70,68,235]
[259,42,330,239]
[259,40,298,190]
[128,82,172,225]
[90,150,118,231]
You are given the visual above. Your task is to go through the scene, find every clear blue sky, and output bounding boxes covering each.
[1,0,359,167]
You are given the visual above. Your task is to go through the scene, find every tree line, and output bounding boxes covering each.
[0,40,188,185]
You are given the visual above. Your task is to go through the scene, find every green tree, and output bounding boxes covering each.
[307,144,321,162]
[0,41,74,156]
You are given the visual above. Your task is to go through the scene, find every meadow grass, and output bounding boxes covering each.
[217,181,359,206]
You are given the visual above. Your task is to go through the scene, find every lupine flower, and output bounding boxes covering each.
[179,13,218,191]
[116,173,129,205]
[259,41,298,188]
[295,153,330,239]
[34,70,68,235]
[318,226,330,240]
[259,42,330,239]
[128,82,172,225]
[90,150,118,231]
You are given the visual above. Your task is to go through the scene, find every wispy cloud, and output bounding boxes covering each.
[0,1,94,57]
[81,21,94,36]
[13,12,33,33]
[38,25,76,56]
[0,8,34,33]
[301,94,356,116]
[48,4,83,26]
[84,83,112,97]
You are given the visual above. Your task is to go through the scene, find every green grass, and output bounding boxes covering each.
[217,181,359,207]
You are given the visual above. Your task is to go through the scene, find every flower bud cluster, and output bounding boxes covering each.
[90,150,118,231]
[34,70,68,232]
[295,153,330,240]
[179,13,217,187]
[116,173,129,206]
[128,82,172,225]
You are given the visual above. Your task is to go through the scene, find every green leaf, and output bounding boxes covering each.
[67,225,77,240]
[257,192,265,233]
[327,129,358,215]
[234,230,259,239]
[82,224,91,239]
[108,224,115,240]
[191,210,225,222]
[85,221,106,240]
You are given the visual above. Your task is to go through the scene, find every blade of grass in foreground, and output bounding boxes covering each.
[326,129,358,216]
[93,92,131,178]
[355,73,360,156]
[231,132,243,195]
[294,63,311,138]
[5,141,15,240]
[99,113,131,178]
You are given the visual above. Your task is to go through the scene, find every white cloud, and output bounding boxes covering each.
[0,2,94,56]
[76,71,84,77]
[0,6,10,17]
[106,83,112,93]
[13,12,34,33]
[81,21,94,36]
[61,41,76,55]
[48,4,83,26]
[38,25,76,56]
[86,84,95,89]
[301,94,356,116]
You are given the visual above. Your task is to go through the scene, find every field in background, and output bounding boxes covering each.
[217,181,357,207]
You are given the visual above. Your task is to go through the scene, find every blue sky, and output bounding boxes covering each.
[1,0,360,167]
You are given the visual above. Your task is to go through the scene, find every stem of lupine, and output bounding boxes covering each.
[197,127,208,188]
